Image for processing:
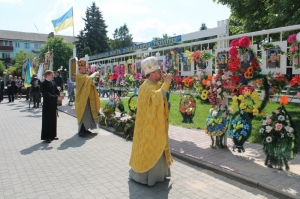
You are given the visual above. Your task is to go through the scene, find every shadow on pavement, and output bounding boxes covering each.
[57,133,97,150]
[20,141,53,155]
[128,178,172,199]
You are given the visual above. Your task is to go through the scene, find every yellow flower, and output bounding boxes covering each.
[230,105,235,110]
[212,131,217,136]
[246,108,252,113]
[254,104,260,109]
[238,95,244,101]
[202,90,209,95]
[260,111,266,117]
[217,131,223,136]
[207,132,211,136]
[244,91,251,96]
[170,51,175,55]
[201,93,208,100]
[253,108,259,116]
[232,96,238,101]
[239,103,246,109]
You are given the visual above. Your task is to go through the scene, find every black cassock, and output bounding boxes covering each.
[40,80,59,141]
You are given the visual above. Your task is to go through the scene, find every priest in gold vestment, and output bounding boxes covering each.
[75,59,100,136]
[129,56,173,186]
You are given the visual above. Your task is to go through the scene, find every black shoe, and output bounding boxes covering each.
[52,137,59,140]
[46,139,51,143]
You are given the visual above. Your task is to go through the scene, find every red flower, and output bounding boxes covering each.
[250,57,260,69]
[238,36,251,48]
[230,40,239,47]
[109,74,118,81]
[230,74,240,84]
[229,47,238,57]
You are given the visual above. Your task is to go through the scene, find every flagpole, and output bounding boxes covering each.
[72,6,76,58]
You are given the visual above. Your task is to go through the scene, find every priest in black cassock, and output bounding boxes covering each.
[40,70,63,143]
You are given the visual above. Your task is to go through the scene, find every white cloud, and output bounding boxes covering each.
[132,18,194,42]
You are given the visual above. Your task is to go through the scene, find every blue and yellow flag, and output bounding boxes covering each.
[24,59,36,88]
[51,7,73,33]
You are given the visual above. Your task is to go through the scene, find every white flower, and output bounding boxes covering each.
[212,78,216,84]
[228,108,233,113]
[209,108,214,113]
[223,92,228,97]
[217,88,222,93]
[284,126,294,133]
[259,128,265,133]
[265,126,273,133]
[266,136,272,143]
[221,75,227,80]
[287,132,293,137]
[262,120,267,126]
[212,111,218,117]
[216,81,222,86]
[278,115,285,121]
[206,81,211,86]
[281,133,284,138]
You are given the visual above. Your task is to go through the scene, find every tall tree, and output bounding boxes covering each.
[110,24,134,49]
[0,60,5,76]
[39,37,73,72]
[75,30,86,58]
[213,0,300,35]
[82,2,110,54]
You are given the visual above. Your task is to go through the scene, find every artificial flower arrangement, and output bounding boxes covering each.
[193,73,212,101]
[266,72,288,96]
[207,71,233,106]
[185,50,193,65]
[191,50,202,62]
[287,33,300,69]
[259,96,298,170]
[181,76,194,89]
[204,105,233,148]
[179,93,196,123]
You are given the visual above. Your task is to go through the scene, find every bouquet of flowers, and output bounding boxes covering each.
[267,72,288,94]
[287,33,300,69]
[259,96,297,170]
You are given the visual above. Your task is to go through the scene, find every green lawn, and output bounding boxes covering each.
[100,93,300,144]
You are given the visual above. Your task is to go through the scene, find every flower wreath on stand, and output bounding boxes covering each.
[179,93,196,123]
[287,33,300,69]
[193,73,211,101]
[259,96,299,170]
[227,36,270,152]
[205,105,232,148]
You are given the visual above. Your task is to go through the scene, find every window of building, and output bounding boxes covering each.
[15,42,20,48]
[2,53,10,59]
[25,43,30,49]
[3,40,9,46]
[34,43,39,49]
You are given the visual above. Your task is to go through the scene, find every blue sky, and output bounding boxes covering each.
[0,0,231,42]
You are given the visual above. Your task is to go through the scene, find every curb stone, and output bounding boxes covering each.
[58,108,297,199]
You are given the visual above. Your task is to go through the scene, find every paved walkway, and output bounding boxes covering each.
[60,96,300,199]
[0,99,280,199]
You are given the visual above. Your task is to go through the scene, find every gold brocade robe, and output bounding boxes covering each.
[75,73,100,124]
[129,79,173,173]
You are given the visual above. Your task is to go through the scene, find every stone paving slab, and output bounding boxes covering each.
[0,99,279,198]
[58,96,300,198]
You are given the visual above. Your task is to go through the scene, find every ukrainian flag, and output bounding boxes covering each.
[24,59,36,88]
[51,7,73,33]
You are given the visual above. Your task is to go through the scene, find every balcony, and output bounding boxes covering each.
[0,46,13,51]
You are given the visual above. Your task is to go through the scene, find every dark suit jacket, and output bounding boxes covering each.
[6,80,15,91]
[0,80,4,91]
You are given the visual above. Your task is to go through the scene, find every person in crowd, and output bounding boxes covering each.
[129,56,173,186]
[75,60,100,137]
[30,74,41,108]
[16,76,23,99]
[6,75,15,103]
[0,77,4,103]
[13,76,18,99]
[40,70,63,143]
[54,70,64,106]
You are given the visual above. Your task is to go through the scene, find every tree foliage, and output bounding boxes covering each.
[213,0,300,35]
[110,24,134,49]
[83,46,91,56]
[75,30,86,58]
[79,2,110,56]
[0,60,5,76]
[200,23,207,31]
[39,37,73,72]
